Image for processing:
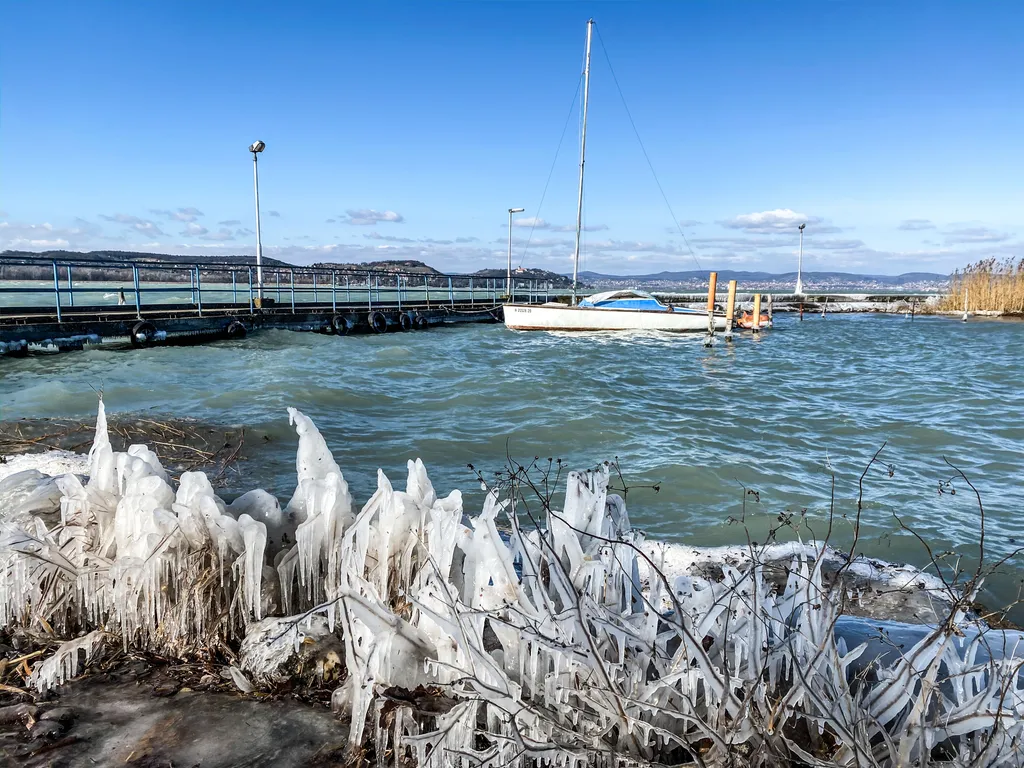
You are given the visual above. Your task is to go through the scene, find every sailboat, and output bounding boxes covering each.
[503,20,727,334]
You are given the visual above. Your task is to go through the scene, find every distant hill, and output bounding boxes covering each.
[471,267,573,287]
[1,249,291,268]
[0,249,293,282]
[577,269,949,285]
[310,259,442,275]
[0,250,948,289]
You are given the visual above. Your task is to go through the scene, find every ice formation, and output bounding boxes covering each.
[2,399,1023,767]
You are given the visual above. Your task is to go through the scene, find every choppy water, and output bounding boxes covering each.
[2,314,1023,615]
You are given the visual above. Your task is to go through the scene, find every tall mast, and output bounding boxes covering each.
[571,19,594,306]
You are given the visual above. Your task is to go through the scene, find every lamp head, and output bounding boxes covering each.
[799,223,806,231]
[509,207,525,214]
[249,140,266,153]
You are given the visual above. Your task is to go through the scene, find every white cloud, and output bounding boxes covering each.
[100,213,167,237]
[181,223,209,237]
[898,219,935,231]
[815,238,866,251]
[0,218,105,250]
[219,219,242,226]
[267,210,281,218]
[151,207,204,223]
[0,228,71,250]
[511,217,607,232]
[720,209,833,234]
[503,236,575,248]
[943,226,1011,245]
[364,232,416,243]
[339,209,404,226]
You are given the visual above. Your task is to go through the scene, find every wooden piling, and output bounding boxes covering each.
[724,280,737,340]
[752,293,762,333]
[703,272,718,346]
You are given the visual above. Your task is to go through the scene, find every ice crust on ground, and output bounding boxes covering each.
[2,401,1023,767]
[0,449,90,483]
[645,540,960,624]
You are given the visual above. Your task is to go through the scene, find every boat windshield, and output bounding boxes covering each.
[578,290,665,310]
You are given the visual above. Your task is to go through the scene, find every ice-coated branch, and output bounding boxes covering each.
[2,399,1023,766]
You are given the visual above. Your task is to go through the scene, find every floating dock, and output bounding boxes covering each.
[0,256,562,356]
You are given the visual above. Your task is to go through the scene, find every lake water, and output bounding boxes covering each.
[1,314,1022,616]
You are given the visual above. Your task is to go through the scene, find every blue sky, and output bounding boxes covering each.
[2,1,1022,275]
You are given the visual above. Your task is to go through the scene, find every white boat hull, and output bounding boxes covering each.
[503,303,727,333]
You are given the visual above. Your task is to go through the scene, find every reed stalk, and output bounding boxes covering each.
[937,256,1024,314]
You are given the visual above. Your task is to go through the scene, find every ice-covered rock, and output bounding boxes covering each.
[0,469,64,525]
[239,615,343,685]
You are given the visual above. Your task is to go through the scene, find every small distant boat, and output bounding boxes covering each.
[504,290,727,332]
[503,20,725,335]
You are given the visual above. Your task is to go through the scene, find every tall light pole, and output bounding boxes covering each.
[796,222,806,295]
[507,207,524,298]
[249,140,266,303]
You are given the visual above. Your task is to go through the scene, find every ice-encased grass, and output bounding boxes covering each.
[1,400,1022,767]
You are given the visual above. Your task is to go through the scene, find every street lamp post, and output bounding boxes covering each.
[507,207,524,299]
[796,222,806,295]
[249,140,266,303]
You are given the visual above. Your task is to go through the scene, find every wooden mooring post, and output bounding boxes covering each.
[752,293,762,334]
[703,271,718,347]
[724,279,737,341]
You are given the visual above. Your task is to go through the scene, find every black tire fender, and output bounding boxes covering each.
[130,320,157,348]
[225,320,247,339]
[331,315,350,335]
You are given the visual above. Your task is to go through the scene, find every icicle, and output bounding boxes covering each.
[4,398,1024,766]
[236,514,267,620]
[30,630,106,692]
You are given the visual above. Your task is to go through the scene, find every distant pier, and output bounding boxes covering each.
[654,291,942,313]
[0,256,561,356]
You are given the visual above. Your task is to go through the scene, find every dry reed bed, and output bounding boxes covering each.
[938,257,1024,314]
[0,415,246,487]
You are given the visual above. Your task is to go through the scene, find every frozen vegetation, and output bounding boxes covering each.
[1,401,1022,766]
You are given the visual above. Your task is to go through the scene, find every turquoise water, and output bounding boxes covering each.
[2,314,1022,614]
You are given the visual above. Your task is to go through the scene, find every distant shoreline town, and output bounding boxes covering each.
[0,249,950,293]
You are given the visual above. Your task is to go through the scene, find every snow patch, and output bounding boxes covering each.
[0,449,90,483]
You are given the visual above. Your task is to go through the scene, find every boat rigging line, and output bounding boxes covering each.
[593,24,703,272]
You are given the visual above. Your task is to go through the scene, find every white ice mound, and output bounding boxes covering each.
[0,399,268,648]
[0,449,89,485]
[2,399,1023,767]
[0,469,64,524]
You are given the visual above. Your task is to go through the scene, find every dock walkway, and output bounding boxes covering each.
[0,255,560,355]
